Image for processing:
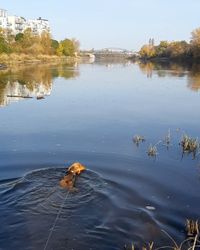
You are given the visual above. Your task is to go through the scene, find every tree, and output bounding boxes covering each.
[51,39,59,50]
[155,41,169,57]
[40,31,52,54]
[15,33,24,42]
[191,27,200,59]
[0,28,11,53]
[191,28,200,45]
[56,43,64,56]
[168,41,190,59]
[0,37,10,53]
[21,28,35,48]
[56,39,75,56]
[139,44,156,58]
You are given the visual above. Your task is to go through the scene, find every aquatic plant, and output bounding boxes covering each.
[147,141,161,157]
[186,219,199,236]
[163,129,172,148]
[180,134,199,158]
[133,135,145,146]
[124,220,200,250]
[147,144,158,157]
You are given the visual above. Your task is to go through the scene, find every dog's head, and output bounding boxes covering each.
[67,162,86,175]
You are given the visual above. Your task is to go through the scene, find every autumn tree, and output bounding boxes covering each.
[139,44,156,58]
[0,27,80,57]
[21,28,35,48]
[51,39,59,53]
[154,41,169,57]
[191,27,200,59]
[56,39,75,56]
[0,28,11,53]
[40,31,52,54]
[168,41,190,59]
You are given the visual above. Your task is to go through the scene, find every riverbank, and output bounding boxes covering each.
[138,56,200,64]
[0,53,80,66]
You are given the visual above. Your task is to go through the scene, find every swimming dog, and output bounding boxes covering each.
[59,173,76,189]
[67,162,86,175]
[60,162,86,189]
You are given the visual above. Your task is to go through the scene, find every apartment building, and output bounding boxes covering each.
[7,16,26,34]
[0,9,8,29]
[0,8,50,35]
[27,17,50,35]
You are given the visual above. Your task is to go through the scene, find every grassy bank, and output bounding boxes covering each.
[0,53,80,66]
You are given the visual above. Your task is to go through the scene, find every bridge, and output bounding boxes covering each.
[81,48,136,59]
[94,47,135,56]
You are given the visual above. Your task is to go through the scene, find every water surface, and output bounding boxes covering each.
[0,61,200,250]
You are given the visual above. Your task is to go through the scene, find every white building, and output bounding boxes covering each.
[7,16,26,34]
[0,9,8,29]
[27,17,50,35]
[0,8,50,35]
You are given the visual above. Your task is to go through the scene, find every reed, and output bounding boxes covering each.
[180,134,199,158]
[133,135,145,146]
[124,220,200,250]
[147,141,161,157]
[163,129,172,148]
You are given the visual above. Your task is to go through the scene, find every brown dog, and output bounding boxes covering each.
[67,162,86,175]
[60,162,86,189]
[60,173,76,189]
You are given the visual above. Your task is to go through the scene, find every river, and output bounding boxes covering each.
[0,60,200,250]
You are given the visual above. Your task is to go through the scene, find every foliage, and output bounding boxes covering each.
[0,28,79,57]
[51,39,59,50]
[56,39,75,56]
[191,27,200,59]
[0,28,11,53]
[139,45,156,58]
[139,27,200,61]
[0,37,11,54]
[15,33,24,42]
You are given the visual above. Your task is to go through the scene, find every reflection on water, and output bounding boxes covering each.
[188,64,200,91]
[138,61,200,91]
[1,60,199,108]
[0,63,79,107]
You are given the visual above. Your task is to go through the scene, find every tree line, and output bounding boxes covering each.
[0,28,80,56]
[139,27,200,62]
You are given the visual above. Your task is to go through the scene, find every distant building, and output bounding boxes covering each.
[27,17,50,35]
[7,16,26,34]
[0,8,50,35]
[0,9,8,29]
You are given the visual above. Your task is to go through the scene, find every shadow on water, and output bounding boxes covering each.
[0,63,80,107]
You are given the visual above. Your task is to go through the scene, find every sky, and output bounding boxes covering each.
[2,0,200,51]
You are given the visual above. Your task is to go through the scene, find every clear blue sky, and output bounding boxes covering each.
[2,0,200,51]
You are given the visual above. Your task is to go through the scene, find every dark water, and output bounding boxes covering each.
[0,61,200,250]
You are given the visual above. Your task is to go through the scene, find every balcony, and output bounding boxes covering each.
[15,20,23,24]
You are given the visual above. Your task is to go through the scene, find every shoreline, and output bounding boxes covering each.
[138,56,200,65]
[0,53,80,67]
